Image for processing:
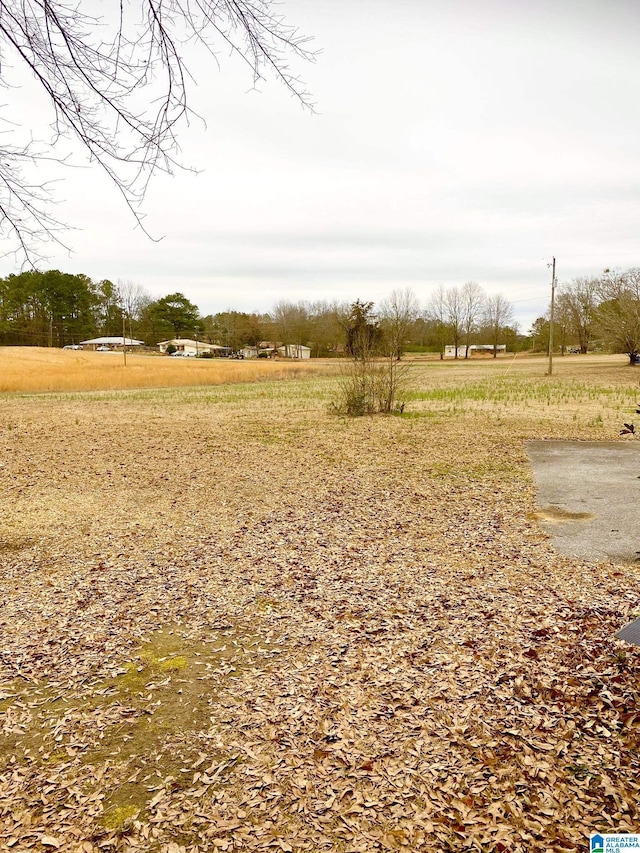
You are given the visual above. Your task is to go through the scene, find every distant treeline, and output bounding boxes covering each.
[0,271,530,357]
[4,267,640,360]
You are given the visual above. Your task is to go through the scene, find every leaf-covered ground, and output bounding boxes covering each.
[1,358,639,852]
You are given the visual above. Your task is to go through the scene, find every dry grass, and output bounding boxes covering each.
[0,347,334,393]
[0,346,634,396]
[1,353,640,852]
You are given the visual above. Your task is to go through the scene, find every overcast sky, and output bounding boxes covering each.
[5,0,640,331]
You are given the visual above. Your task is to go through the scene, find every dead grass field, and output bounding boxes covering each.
[1,351,640,852]
[0,347,332,394]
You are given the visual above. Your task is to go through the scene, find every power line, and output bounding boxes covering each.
[510,295,549,305]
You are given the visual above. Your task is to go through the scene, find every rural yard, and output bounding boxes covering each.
[1,350,640,852]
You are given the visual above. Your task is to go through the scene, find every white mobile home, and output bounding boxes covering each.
[444,344,507,358]
[157,339,226,356]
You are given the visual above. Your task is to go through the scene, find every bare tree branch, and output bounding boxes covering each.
[0,0,316,264]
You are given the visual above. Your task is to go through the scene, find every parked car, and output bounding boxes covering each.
[96,345,111,352]
[62,344,83,350]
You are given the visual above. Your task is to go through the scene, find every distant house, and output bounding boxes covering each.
[80,336,145,350]
[445,344,507,358]
[157,339,228,356]
[241,342,311,359]
[241,341,278,359]
[277,344,311,359]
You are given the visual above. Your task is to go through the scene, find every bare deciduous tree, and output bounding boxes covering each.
[553,292,572,355]
[425,285,449,359]
[461,281,485,359]
[482,292,514,358]
[597,268,640,365]
[378,287,419,360]
[0,0,314,263]
[273,300,310,353]
[444,286,464,358]
[118,279,150,341]
[557,276,599,354]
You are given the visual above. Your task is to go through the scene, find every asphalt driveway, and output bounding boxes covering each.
[527,440,640,565]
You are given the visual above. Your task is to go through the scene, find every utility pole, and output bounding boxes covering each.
[122,314,127,367]
[547,256,556,376]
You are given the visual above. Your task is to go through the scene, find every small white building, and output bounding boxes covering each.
[241,342,277,359]
[277,344,311,359]
[157,339,225,356]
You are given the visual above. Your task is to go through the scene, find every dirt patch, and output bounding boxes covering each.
[532,506,594,523]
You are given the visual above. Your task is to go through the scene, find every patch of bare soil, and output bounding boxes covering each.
[1,375,639,852]
[532,507,594,523]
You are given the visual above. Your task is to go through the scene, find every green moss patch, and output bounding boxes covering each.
[0,623,279,829]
